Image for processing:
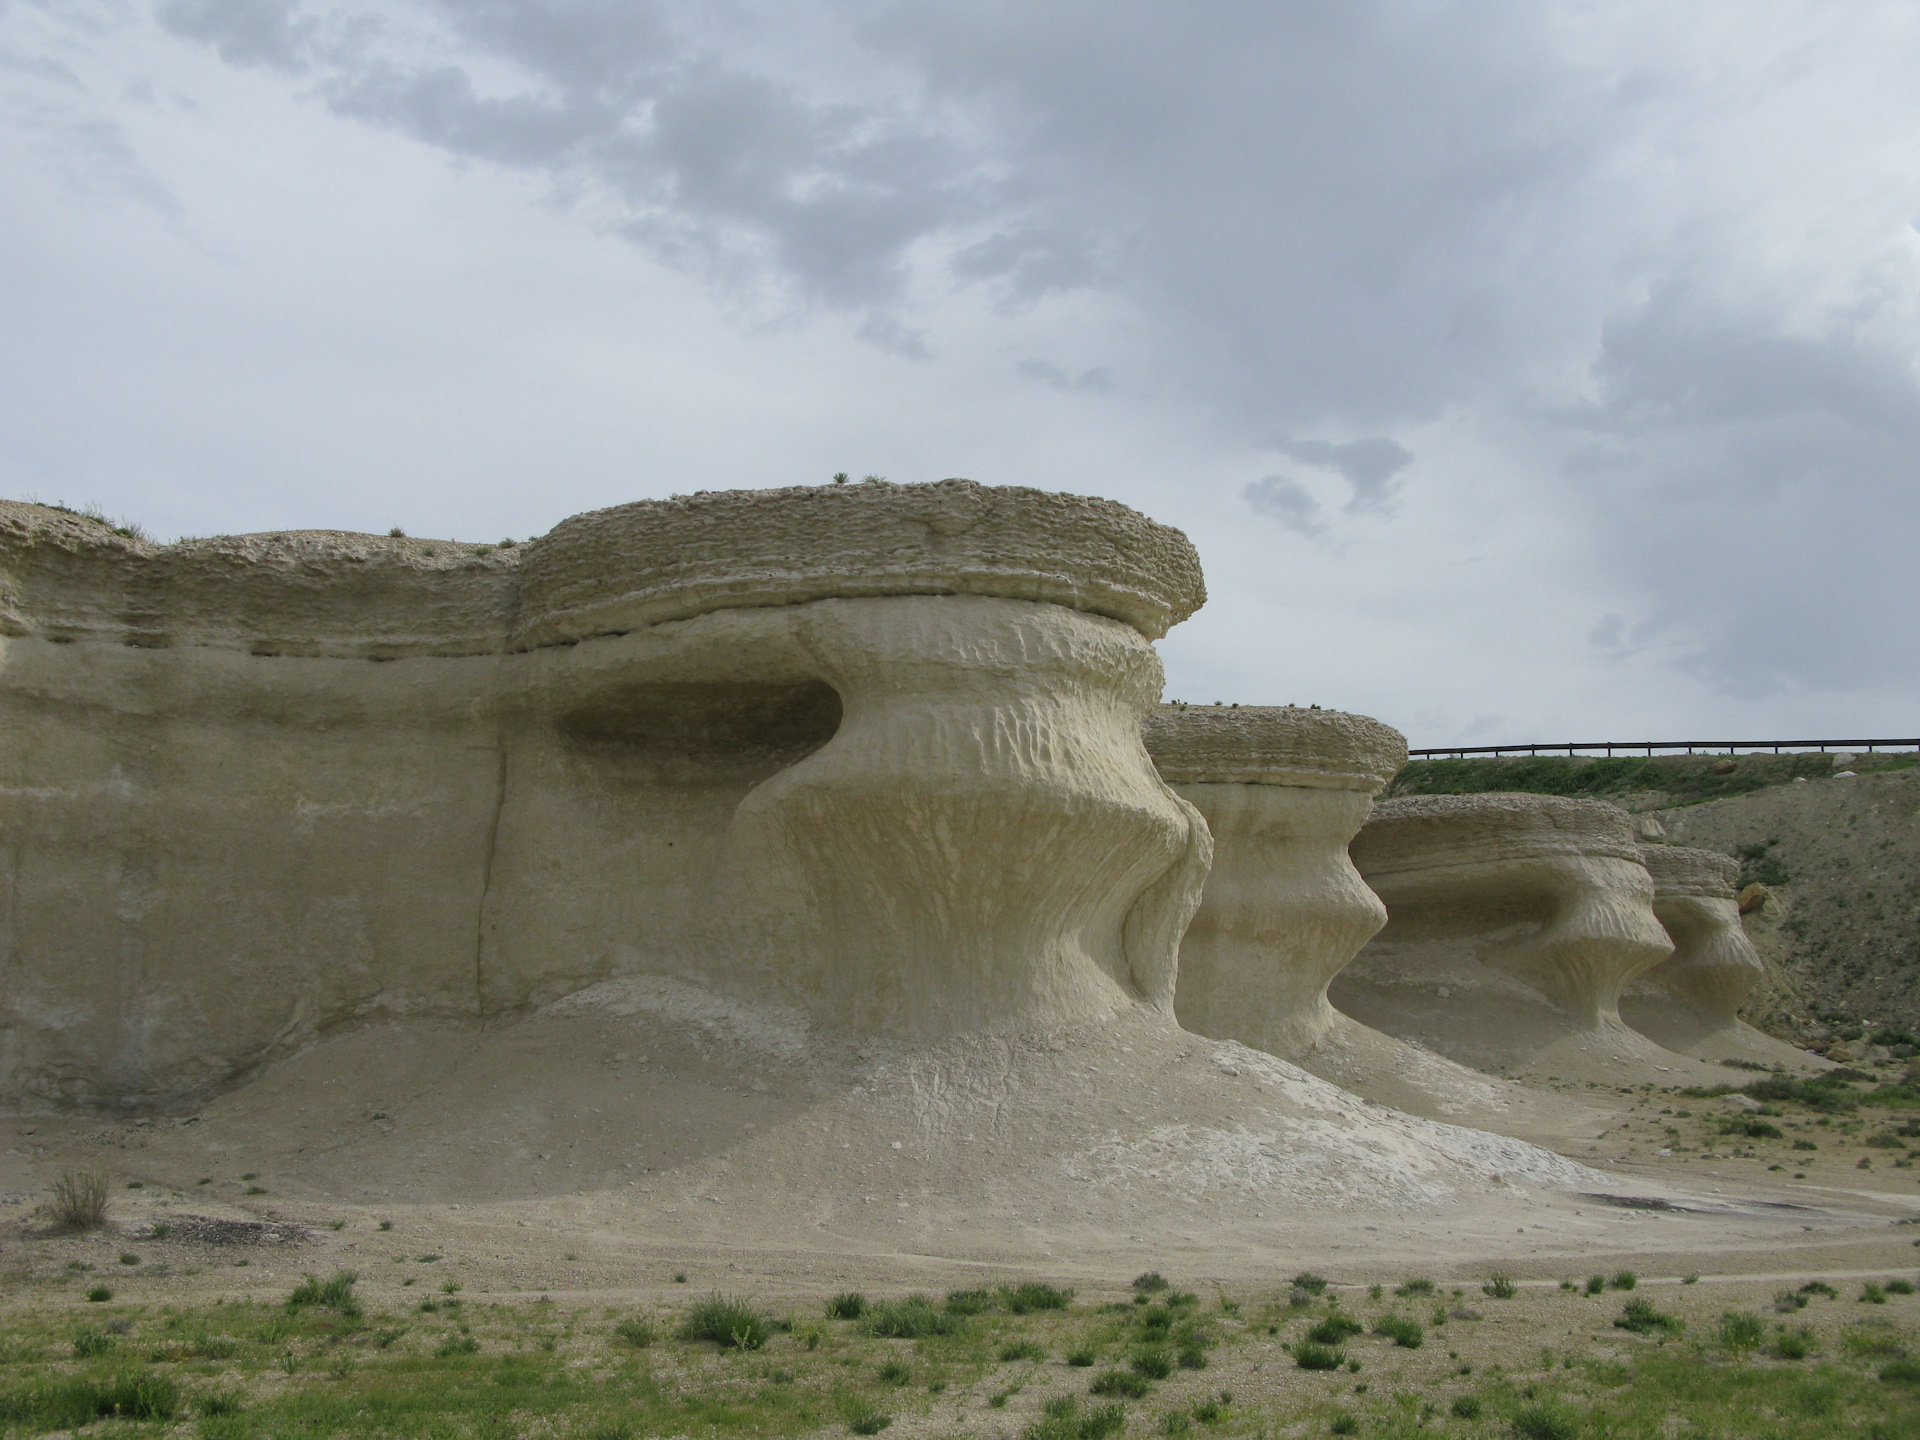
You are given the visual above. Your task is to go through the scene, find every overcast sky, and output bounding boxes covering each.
[4,1,1918,746]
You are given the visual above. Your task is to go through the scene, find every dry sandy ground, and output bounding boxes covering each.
[1,979,1913,1315]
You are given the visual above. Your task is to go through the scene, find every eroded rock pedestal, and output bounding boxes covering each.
[1144,706,1404,1055]
[1331,794,1685,1081]
[1618,844,1799,1065]
[0,481,1209,1106]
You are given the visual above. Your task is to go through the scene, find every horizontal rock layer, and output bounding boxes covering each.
[1144,704,1407,790]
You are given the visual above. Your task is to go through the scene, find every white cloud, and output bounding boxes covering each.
[3,0,1919,742]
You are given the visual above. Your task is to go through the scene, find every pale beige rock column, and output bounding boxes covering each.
[1331,794,1681,1079]
[1619,845,1769,1056]
[513,480,1213,1038]
[1143,706,1406,1055]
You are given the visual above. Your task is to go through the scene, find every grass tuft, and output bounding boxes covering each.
[998,1282,1074,1314]
[825,1293,867,1320]
[863,1296,962,1338]
[1614,1298,1683,1335]
[1293,1341,1345,1371]
[1373,1315,1423,1349]
[679,1294,773,1350]
[287,1271,360,1318]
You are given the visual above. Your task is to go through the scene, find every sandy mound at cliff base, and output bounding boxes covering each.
[1286,1015,1614,1144]
[17,978,1678,1259]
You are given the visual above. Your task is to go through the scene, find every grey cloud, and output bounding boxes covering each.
[1244,474,1325,536]
[156,0,316,72]
[1018,359,1112,393]
[1262,434,1413,511]
[1565,297,1920,698]
[158,0,991,310]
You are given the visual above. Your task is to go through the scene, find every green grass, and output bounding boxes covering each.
[680,1294,775,1350]
[1372,1315,1423,1349]
[1293,1341,1345,1371]
[862,1296,963,1338]
[0,1271,1908,1440]
[1381,749,1903,807]
[1306,1317,1363,1345]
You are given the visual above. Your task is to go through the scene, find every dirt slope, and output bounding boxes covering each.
[1658,766,1920,1046]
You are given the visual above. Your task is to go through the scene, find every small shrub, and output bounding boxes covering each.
[71,1328,113,1358]
[1307,1317,1363,1345]
[1450,1395,1482,1418]
[1861,1282,1888,1305]
[1067,1348,1097,1366]
[876,1360,911,1385]
[1080,1402,1128,1440]
[1373,1315,1423,1349]
[1293,1341,1345,1371]
[1792,1139,1818,1150]
[1584,1275,1605,1296]
[864,1295,961,1338]
[843,1399,892,1435]
[1000,1282,1074,1314]
[1775,1326,1816,1359]
[1132,1347,1174,1379]
[944,1288,994,1315]
[287,1271,360,1317]
[1799,1280,1839,1298]
[1291,1272,1329,1295]
[1775,1289,1808,1312]
[1882,1358,1920,1384]
[1176,1337,1208,1370]
[826,1293,867,1320]
[681,1294,773,1350]
[1716,1311,1766,1354]
[1163,1412,1192,1436]
[198,1388,244,1416]
[1608,1270,1637,1291]
[44,1170,109,1232]
[1134,1271,1170,1293]
[613,1317,656,1348]
[1483,1274,1517,1299]
[1511,1402,1579,1440]
[1000,1341,1045,1363]
[435,1335,480,1357]
[1395,1278,1435,1296]
[1721,1118,1782,1139]
[85,1287,112,1303]
[1329,1414,1358,1435]
[1614,1298,1682,1335]
[117,1253,139,1266]
[1090,1369,1154,1397]
[1886,1278,1916,1295]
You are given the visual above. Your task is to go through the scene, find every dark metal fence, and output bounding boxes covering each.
[1407,737,1919,760]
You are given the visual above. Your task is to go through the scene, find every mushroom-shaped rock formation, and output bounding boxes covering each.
[1619,845,1808,1068]
[1144,705,1405,1055]
[0,482,1212,1107]
[1330,794,1693,1082]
